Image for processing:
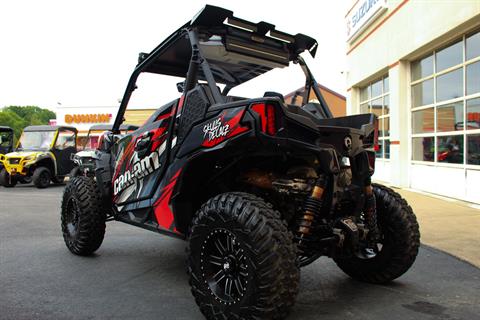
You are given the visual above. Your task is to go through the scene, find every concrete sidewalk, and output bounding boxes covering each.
[386,186,480,268]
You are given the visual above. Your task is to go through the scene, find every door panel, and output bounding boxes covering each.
[53,129,77,175]
[112,116,172,206]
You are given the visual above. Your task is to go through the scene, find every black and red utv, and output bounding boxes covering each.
[61,5,420,319]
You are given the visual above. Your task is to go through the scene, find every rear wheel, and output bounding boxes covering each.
[188,192,299,320]
[334,184,420,283]
[0,169,16,187]
[61,176,106,255]
[33,167,51,188]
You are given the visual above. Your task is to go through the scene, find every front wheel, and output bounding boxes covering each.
[0,169,16,187]
[33,167,51,188]
[61,176,106,256]
[334,184,420,283]
[187,192,299,320]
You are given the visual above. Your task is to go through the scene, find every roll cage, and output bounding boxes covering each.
[18,126,78,151]
[112,4,332,133]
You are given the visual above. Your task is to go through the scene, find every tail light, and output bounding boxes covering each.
[251,103,277,135]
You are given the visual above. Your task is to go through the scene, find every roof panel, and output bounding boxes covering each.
[138,5,318,87]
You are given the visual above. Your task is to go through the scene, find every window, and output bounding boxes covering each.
[411,29,480,166]
[412,79,434,107]
[466,98,480,130]
[359,74,390,159]
[467,134,480,165]
[55,130,76,150]
[466,61,480,95]
[412,137,434,161]
[412,54,433,81]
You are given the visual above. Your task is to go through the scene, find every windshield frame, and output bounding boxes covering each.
[16,130,57,151]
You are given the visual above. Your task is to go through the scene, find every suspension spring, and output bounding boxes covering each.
[296,175,327,244]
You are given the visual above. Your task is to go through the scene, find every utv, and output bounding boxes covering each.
[0,126,14,170]
[1,125,77,188]
[61,5,420,320]
[70,123,138,177]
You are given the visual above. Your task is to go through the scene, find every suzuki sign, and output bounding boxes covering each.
[346,0,387,42]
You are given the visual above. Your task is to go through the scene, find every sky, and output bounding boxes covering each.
[0,0,348,111]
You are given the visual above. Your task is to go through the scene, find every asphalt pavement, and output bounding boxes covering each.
[1,185,479,320]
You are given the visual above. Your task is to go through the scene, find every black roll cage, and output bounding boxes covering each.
[112,5,332,133]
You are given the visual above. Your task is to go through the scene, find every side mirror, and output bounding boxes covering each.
[176,82,185,93]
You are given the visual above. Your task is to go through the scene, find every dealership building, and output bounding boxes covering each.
[346,0,480,203]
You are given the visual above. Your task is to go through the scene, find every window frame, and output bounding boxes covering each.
[410,30,480,169]
[359,74,390,160]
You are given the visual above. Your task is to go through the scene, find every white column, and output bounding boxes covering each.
[347,86,362,116]
[389,61,410,187]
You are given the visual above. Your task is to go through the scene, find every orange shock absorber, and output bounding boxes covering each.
[297,175,327,236]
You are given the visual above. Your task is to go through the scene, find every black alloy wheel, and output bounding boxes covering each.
[200,229,249,304]
[334,184,420,283]
[33,167,51,188]
[188,192,299,320]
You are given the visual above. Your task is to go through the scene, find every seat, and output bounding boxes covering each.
[177,84,215,143]
[263,91,285,103]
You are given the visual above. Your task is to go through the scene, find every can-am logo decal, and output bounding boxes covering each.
[113,151,161,195]
[203,117,230,142]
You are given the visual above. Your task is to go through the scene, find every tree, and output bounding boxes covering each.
[0,106,56,143]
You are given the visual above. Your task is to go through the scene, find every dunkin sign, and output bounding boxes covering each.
[65,113,112,124]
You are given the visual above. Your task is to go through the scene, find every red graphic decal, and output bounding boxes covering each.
[150,126,168,151]
[177,95,186,114]
[153,169,182,230]
[201,109,248,147]
[155,113,171,122]
[113,139,136,182]
[171,95,186,117]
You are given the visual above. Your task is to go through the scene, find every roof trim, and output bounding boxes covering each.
[23,125,78,132]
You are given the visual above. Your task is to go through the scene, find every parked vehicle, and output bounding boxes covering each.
[0,126,14,171]
[61,6,420,319]
[0,125,77,188]
[70,124,138,177]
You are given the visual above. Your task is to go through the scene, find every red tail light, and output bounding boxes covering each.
[251,103,277,135]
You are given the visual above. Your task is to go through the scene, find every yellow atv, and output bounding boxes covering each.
[0,125,77,188]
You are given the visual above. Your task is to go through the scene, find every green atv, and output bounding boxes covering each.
[0,125,78,188]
